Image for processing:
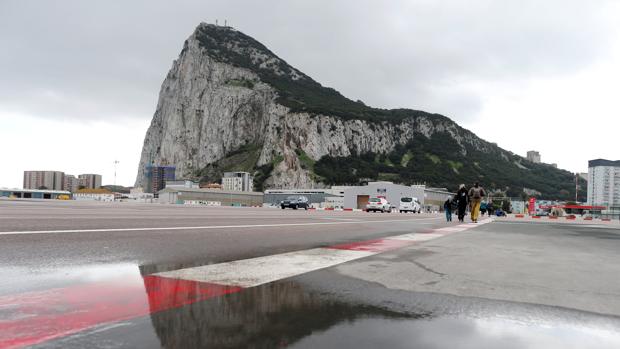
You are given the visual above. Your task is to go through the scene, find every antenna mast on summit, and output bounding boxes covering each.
[225,19,227,27]
[216,19,218,26]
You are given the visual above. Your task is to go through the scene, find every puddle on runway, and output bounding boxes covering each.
[290,316,620,349]
[141,280,620,349]
[8,263,620,349]
[0,263,140,296]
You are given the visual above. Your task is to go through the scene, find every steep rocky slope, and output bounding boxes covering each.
[136,23,583,200]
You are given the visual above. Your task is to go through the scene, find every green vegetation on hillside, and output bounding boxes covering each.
[314,132,586,201]
[195,25,449,124]
[225,78,255,89]
[194,143,269,190]
[191,25,585,200]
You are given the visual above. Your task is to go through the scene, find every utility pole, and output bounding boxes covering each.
[114,160,120,187]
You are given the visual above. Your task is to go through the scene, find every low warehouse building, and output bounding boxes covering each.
[423,187,456,210]
[264,189,342,207]
[0,188,71,200]
[73,188,115,202]
[343,182,455,210]
[158,188,264,206]
[344,182,425,209]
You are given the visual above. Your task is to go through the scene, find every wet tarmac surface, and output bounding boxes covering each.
[3,201,620,348]
[27,275,620,349]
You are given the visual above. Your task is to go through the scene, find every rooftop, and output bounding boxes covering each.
[0,188,71,194]
[589,159,620,167]
[159,187,263,196]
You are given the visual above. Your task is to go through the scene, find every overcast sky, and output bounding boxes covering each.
[1,0,618,188]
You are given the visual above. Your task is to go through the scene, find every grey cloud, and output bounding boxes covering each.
[0,0,617,123]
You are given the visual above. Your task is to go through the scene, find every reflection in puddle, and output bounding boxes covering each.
[0,263,139,296]
[291,317,620,349]
[142,276,620,349]
[143,277,620,349]
[6,263,620,349]
[146,281,413,348]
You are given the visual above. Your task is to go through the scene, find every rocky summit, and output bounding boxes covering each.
[136,23,583,200]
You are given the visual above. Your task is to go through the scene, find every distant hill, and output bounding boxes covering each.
[101,185,131,194]
[136,23,585,200]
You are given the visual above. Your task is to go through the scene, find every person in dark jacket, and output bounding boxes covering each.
[443,197,453,222]
[455,184,468,222]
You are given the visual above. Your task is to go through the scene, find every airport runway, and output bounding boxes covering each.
[1,200,620,348]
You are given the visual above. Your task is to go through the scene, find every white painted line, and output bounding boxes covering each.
[318,217,363,221]
[387,233,445,241]
[155,248,375,287]
[0,217,443,236]
[154,218,495,287]
[434,227,468,233]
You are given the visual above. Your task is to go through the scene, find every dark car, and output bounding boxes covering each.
[281,196,309,210]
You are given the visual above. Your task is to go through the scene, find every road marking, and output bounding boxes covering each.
[0,276,241,349]
[0,217,442,236]
[154,248,375,288]
[388,232,445,241]
[0,218,492,348]
[318,217,363,221]
[155,219,493,288]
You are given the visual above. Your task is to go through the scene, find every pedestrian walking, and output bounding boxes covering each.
[468,182,486,223]
[443,197,453,222]
[480,202,487,216]
[455,184,468,222]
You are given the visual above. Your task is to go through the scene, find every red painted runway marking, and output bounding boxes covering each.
[327,238,413,252]
[0,219,488,347]
[0,276,241,349]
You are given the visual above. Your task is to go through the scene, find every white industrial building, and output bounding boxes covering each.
[343,182,453,210]
[73,189,115,202]
[588,159,620,207]
[158,187,263,206]
[264,188,348,207]
[165,180,200,189]
[222,172,253,192]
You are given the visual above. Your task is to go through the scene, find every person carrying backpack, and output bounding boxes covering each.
[468,182,486,223]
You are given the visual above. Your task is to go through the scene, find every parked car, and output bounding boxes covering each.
[366,197,392,213]
[399,197,421,213]
[280,196,309,210]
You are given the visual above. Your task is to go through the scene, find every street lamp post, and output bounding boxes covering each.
[113,160,120,187]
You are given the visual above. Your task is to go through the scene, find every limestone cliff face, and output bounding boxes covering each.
[135,24,493,189]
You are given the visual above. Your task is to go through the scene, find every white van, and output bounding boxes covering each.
[399,197,421,213]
